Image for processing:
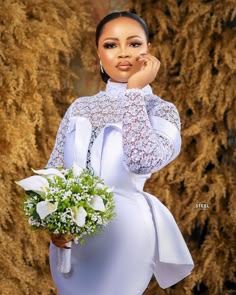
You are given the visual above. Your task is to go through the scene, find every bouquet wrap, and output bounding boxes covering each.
[16,163,115,273]
[57,242,72,273]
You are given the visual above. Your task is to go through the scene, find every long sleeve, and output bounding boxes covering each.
[46,106,72,168]
[121,89,181,174]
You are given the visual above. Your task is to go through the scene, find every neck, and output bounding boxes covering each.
[105,79,153,96]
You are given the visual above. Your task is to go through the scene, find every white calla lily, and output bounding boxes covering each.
[36,201,58,219]
[16,175,49,194]
[32,168,65,180]
[72,162,84,177]
[72,207,87,227]
[89,195,105,211]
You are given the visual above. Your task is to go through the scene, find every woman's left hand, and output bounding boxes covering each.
[127,53,160,89]
[51,234,73,248]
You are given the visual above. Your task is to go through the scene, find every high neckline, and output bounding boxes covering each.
[105,80,153,96]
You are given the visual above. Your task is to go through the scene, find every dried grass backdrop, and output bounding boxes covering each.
[0,0,235,294]
[0,0,94,294]
[125,1,236,295]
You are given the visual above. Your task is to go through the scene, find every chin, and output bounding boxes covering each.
[110,76,129,84]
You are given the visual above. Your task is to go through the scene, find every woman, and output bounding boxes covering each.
[47,11,194,295]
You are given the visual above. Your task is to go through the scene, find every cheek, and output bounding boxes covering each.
[136,45,149,57]
[99,50,115,64]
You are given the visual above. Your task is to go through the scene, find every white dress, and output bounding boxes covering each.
[47,80,194,295]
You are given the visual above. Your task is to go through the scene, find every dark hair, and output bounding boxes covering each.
[96,11,149,83]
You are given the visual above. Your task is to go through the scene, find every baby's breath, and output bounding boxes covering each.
[22,168,115,244]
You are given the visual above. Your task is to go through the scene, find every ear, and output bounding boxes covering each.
[147,43,151,53]
[97,48,100,59]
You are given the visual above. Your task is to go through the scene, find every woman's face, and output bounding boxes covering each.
[97,17,150,83]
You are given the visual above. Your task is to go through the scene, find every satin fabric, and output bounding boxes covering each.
[49,116,194,295]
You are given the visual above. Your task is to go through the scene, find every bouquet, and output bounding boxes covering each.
[16,163,115,273]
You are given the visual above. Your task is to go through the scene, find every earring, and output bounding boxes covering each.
[100,60,104,73]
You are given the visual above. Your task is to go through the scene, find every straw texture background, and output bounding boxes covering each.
[0,0,235,294]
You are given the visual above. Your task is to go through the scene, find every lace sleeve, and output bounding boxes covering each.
[122,89,181,174]
[46,106,72,168]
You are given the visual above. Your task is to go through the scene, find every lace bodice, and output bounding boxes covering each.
[47,80,181,174]
[86,126,101,171]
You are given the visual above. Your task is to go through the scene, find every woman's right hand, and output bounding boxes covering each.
[51,234,73,248]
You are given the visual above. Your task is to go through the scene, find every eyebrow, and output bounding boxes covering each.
[103,35,142,41]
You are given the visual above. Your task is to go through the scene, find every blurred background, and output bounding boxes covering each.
[0,0,235,294]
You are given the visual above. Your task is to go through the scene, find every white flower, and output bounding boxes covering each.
[16,175,49,195]
[36,201,58,219]
[107,186,114,193]
[72,162,84,177]
[95,183,106,190]
[74,237,79,244]
[89,195,105,211]
[63,191,72,199]
[71,207,87,227]
[32,168,65,180]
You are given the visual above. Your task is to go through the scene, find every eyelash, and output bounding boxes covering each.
[103,42,143,49]
[103,43,116,49]
[130,42,142,47]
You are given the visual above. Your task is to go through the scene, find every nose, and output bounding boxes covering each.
[118,53,131,58]
[118,46,131,58]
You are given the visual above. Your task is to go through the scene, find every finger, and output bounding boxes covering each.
[137,52,157,59]
[51,234,73,240]
[51,235,73,248]
[136,56,159,67]
[136,52,148,58]
[52,240,71,248]
[137,57,156,71]
[136,54,160,75]
[138,55,159,64]
[136,56,154,65]
[63,245,71,249]
[140,56,160,73]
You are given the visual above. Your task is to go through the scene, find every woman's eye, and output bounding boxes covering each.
[103,43,117,49]
[130,42,142,47]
